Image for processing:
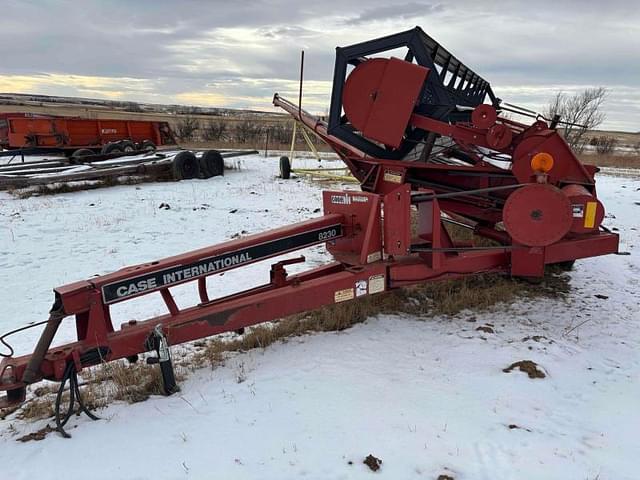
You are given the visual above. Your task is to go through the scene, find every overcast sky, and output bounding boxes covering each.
[1,0,638,131]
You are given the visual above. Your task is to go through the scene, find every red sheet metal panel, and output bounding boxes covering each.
[342,57,428,148]
[383,184,412,256]
[5,116,172,148]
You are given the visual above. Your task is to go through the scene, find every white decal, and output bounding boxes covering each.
[331,194,351,205]
[366,251,382,263]
[368,274,385,294]
[383,170,403,184]
[572,204,584,218]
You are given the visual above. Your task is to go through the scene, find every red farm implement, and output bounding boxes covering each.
[0,27,618,436]
[0,113,176,156]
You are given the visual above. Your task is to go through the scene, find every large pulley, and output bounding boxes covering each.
[503,184,573,247]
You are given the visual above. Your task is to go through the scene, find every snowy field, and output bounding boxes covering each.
[0,154,638,480]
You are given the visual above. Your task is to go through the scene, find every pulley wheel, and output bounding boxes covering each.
[503,184,572,247]
[486,123,513,149]
[342,58,388,133]
[471,104,497,129]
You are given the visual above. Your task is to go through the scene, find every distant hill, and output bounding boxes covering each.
[0,92,278,118]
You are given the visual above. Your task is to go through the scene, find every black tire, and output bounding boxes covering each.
[71,148,95,160]
[279,155,291,179]
[101,143,123,154]
[141,140,156,152]
[119,140,136,152]
[172,151,199,180]
[199,150,224,179]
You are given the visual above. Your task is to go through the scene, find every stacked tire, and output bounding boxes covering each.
[171,150,224,180]
[198,150,224,178]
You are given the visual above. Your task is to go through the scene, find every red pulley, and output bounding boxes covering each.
[471,104,497,129]
[342,58,389,133]
[486,123,513,149]
[503,184,572,247]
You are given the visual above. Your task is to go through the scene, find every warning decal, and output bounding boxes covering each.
[383,170,403,184]
[368,274,385,294]
[334,288,355,303]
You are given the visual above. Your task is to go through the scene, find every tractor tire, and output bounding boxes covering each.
[171,151,199,180]
[141,140,156,152]
[279,156,291,179]
[101,143,123,155]
[119,140,136,152]
[71,148,95,160]
[199,150,224,178]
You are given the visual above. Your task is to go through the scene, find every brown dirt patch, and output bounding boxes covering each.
[16,425,55,442]
[503,360,546,379]
[363,454,382,472]
[476,325,495,334]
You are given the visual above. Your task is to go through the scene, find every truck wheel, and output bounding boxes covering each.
[279,156,291,179]
[102,143,123,154]
[71,148,94,160]
[119,140,136,152]
[172,151,199,180]
[141,140,156,152]
[199,150,224,178]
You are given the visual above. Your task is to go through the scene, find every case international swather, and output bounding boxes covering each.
[0,28,618,436]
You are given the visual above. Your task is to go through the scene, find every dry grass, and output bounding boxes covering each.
[191,268,569,369]
[579,153,640,169]
[9,175,151,199]
[81,359,186,405]
[7,215,572,429]
[14,358,186,424]
[10,267,568,426]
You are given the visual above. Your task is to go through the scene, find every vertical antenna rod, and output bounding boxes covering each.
[298,50,305,119]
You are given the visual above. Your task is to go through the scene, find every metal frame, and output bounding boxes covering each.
[0,29,619,427]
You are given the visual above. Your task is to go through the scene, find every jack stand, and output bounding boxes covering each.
[145,325,180,395]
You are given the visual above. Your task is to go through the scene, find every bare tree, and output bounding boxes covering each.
[176,116,200,141]
[270,123,294,144]
[202,120,228,141]
[545,87,607,153]
[234,120,263,143]
[590,135,618,154]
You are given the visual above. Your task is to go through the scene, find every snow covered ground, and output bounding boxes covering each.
[0,155,638,480]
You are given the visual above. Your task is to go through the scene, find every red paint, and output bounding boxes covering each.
[0,51,620,409]
[1,115,175,150]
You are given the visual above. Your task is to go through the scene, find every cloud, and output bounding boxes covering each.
[344,2,445,25]
[0,0,638,130]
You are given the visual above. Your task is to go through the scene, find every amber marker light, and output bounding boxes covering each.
[531,152,554,173]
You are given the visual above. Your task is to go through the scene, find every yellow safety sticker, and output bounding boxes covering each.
[584,201,597,228]
[334,288,354,303]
